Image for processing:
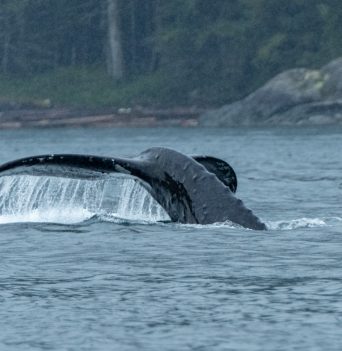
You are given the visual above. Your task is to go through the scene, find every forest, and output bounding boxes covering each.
[0,0,342,108]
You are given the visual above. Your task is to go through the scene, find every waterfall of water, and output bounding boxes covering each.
[0,175,169,224]
[115,179,168,221]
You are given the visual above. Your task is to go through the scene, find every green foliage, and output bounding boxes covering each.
[0,66,184,107]
[1,0,342,107]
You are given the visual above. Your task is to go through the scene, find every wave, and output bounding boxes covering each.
[266,217,342,230]
[172,217,341,231]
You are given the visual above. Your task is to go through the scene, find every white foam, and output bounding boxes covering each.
[180,220,238,230]
[266,217,327,230]
[0,208,94,224]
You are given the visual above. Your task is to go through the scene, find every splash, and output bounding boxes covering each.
[266,218,327,230]
[0,175,339,229]
[0,175,169,224]
[114,179,169,221]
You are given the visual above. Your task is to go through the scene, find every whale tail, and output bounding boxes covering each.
[192,156,237,193]
[0,154,139,180]
[0,150,266,230]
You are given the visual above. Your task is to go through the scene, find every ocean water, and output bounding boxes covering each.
[0,127,341,351]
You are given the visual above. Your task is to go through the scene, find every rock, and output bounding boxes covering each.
[321,57,342,99]
[200,57,342,126]
[266,100,342,125]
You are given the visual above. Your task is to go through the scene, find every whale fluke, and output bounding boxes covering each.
[192,156,237,193]
[0,147,266,230]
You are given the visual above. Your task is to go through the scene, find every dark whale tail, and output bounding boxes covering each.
[193,156,237,193]
[0,148,266,230]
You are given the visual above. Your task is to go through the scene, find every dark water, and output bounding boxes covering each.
[0,127,341,351]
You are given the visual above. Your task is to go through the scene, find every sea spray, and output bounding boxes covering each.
[0,175,168,224]
[115,178,168,221]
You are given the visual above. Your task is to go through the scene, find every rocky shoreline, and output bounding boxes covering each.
[200,57,342,127]
[2,57,342,129]
[0,106,202,129]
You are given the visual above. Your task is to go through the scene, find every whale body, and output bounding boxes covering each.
[0,147,266,230]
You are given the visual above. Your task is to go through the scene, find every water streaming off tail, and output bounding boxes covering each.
[0,175,169,224]
[114,178,169,221]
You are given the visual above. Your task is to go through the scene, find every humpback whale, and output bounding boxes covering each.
[0,147,266,230]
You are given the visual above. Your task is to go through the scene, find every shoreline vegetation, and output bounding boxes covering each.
[0,67,204,129]
[1,57,342,129]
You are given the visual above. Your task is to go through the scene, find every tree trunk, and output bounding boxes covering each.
[2,32,10,74]
[106,0,124,79]
[150,0,160,72]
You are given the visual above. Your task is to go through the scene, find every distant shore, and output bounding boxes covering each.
[200,57,342,127]
[2,58,342,129]
[0,106,203,129]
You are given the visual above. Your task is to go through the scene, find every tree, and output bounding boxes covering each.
[2,0,342,106]
[0,0,30,74]
[106,0,124,79]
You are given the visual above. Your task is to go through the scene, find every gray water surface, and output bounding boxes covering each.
[0,127,341,351]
